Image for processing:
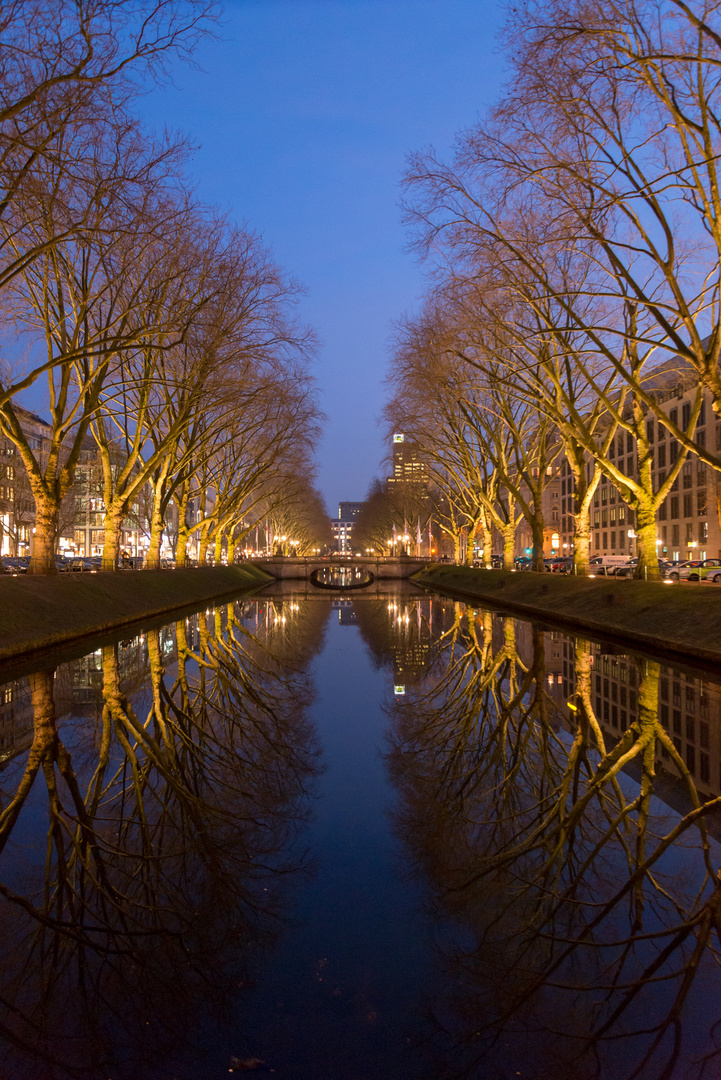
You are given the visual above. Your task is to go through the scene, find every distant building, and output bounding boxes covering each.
[332,500,364,553]
[387,433,426,487]
[339,501,363,521]
[332,518,353,553]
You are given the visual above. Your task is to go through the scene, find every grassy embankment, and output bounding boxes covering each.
[412,564,721,665]
[0,564,272,663]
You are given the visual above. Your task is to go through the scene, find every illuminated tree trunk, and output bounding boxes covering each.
[175,485,191,566]
[530,514,545,572]
[197,525,210,565]
[478,512,492,568]
[101,507,124,571]
[213,529,223,565]
[502,522,515,570]
[29,496,58,575]
[145,486,165,570]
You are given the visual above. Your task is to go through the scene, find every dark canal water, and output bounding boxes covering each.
[0,582,719,1080]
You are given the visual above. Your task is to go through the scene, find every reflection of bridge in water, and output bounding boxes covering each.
[254,578,427,600]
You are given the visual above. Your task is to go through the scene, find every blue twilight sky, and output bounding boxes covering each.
[136,0,506,514]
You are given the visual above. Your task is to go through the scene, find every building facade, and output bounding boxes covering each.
[558,386,721,563]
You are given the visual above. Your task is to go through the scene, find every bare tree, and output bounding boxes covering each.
[0,0,215,398]
[0,120,188,572]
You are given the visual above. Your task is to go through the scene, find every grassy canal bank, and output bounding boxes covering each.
[0,564,272,664]
[412,564,721,666]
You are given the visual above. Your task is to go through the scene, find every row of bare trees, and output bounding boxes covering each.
[386,0,721,577]
[0,1,327,573]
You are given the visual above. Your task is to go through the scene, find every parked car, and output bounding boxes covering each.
[551,556,574,573]
[588,555,631,575]
[514,556,532,570]
[1,556,25,574]
[613,557,673,579]
[665,560,701,581]
[672,558,721,582]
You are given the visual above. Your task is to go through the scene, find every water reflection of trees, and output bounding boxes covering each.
[0,596,324,1079]
[387,604,721,1080]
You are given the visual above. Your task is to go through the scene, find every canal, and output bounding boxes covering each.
[0,582,718,1080]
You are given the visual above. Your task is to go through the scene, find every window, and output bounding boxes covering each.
[670,495,679,518]
[682,401,691,428]
[610,530,616,548]
[699,400,706,426]
[618,434,625,456]
[657,422,666,441]
[657,444,666,468]
[683,493,693,518]
[602,531,607,548]
[697,490,708,516]
[627,433,634,453]
[658,500,667,521]
[670,440,678,463]
[683,461,693,487]
[670,407,678,426]
[672,524,680,546]
[602,509,608,527]
[699,521,708,543]
[646,419,654,442]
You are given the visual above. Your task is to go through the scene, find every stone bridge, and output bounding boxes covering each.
[252,555,430,581]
